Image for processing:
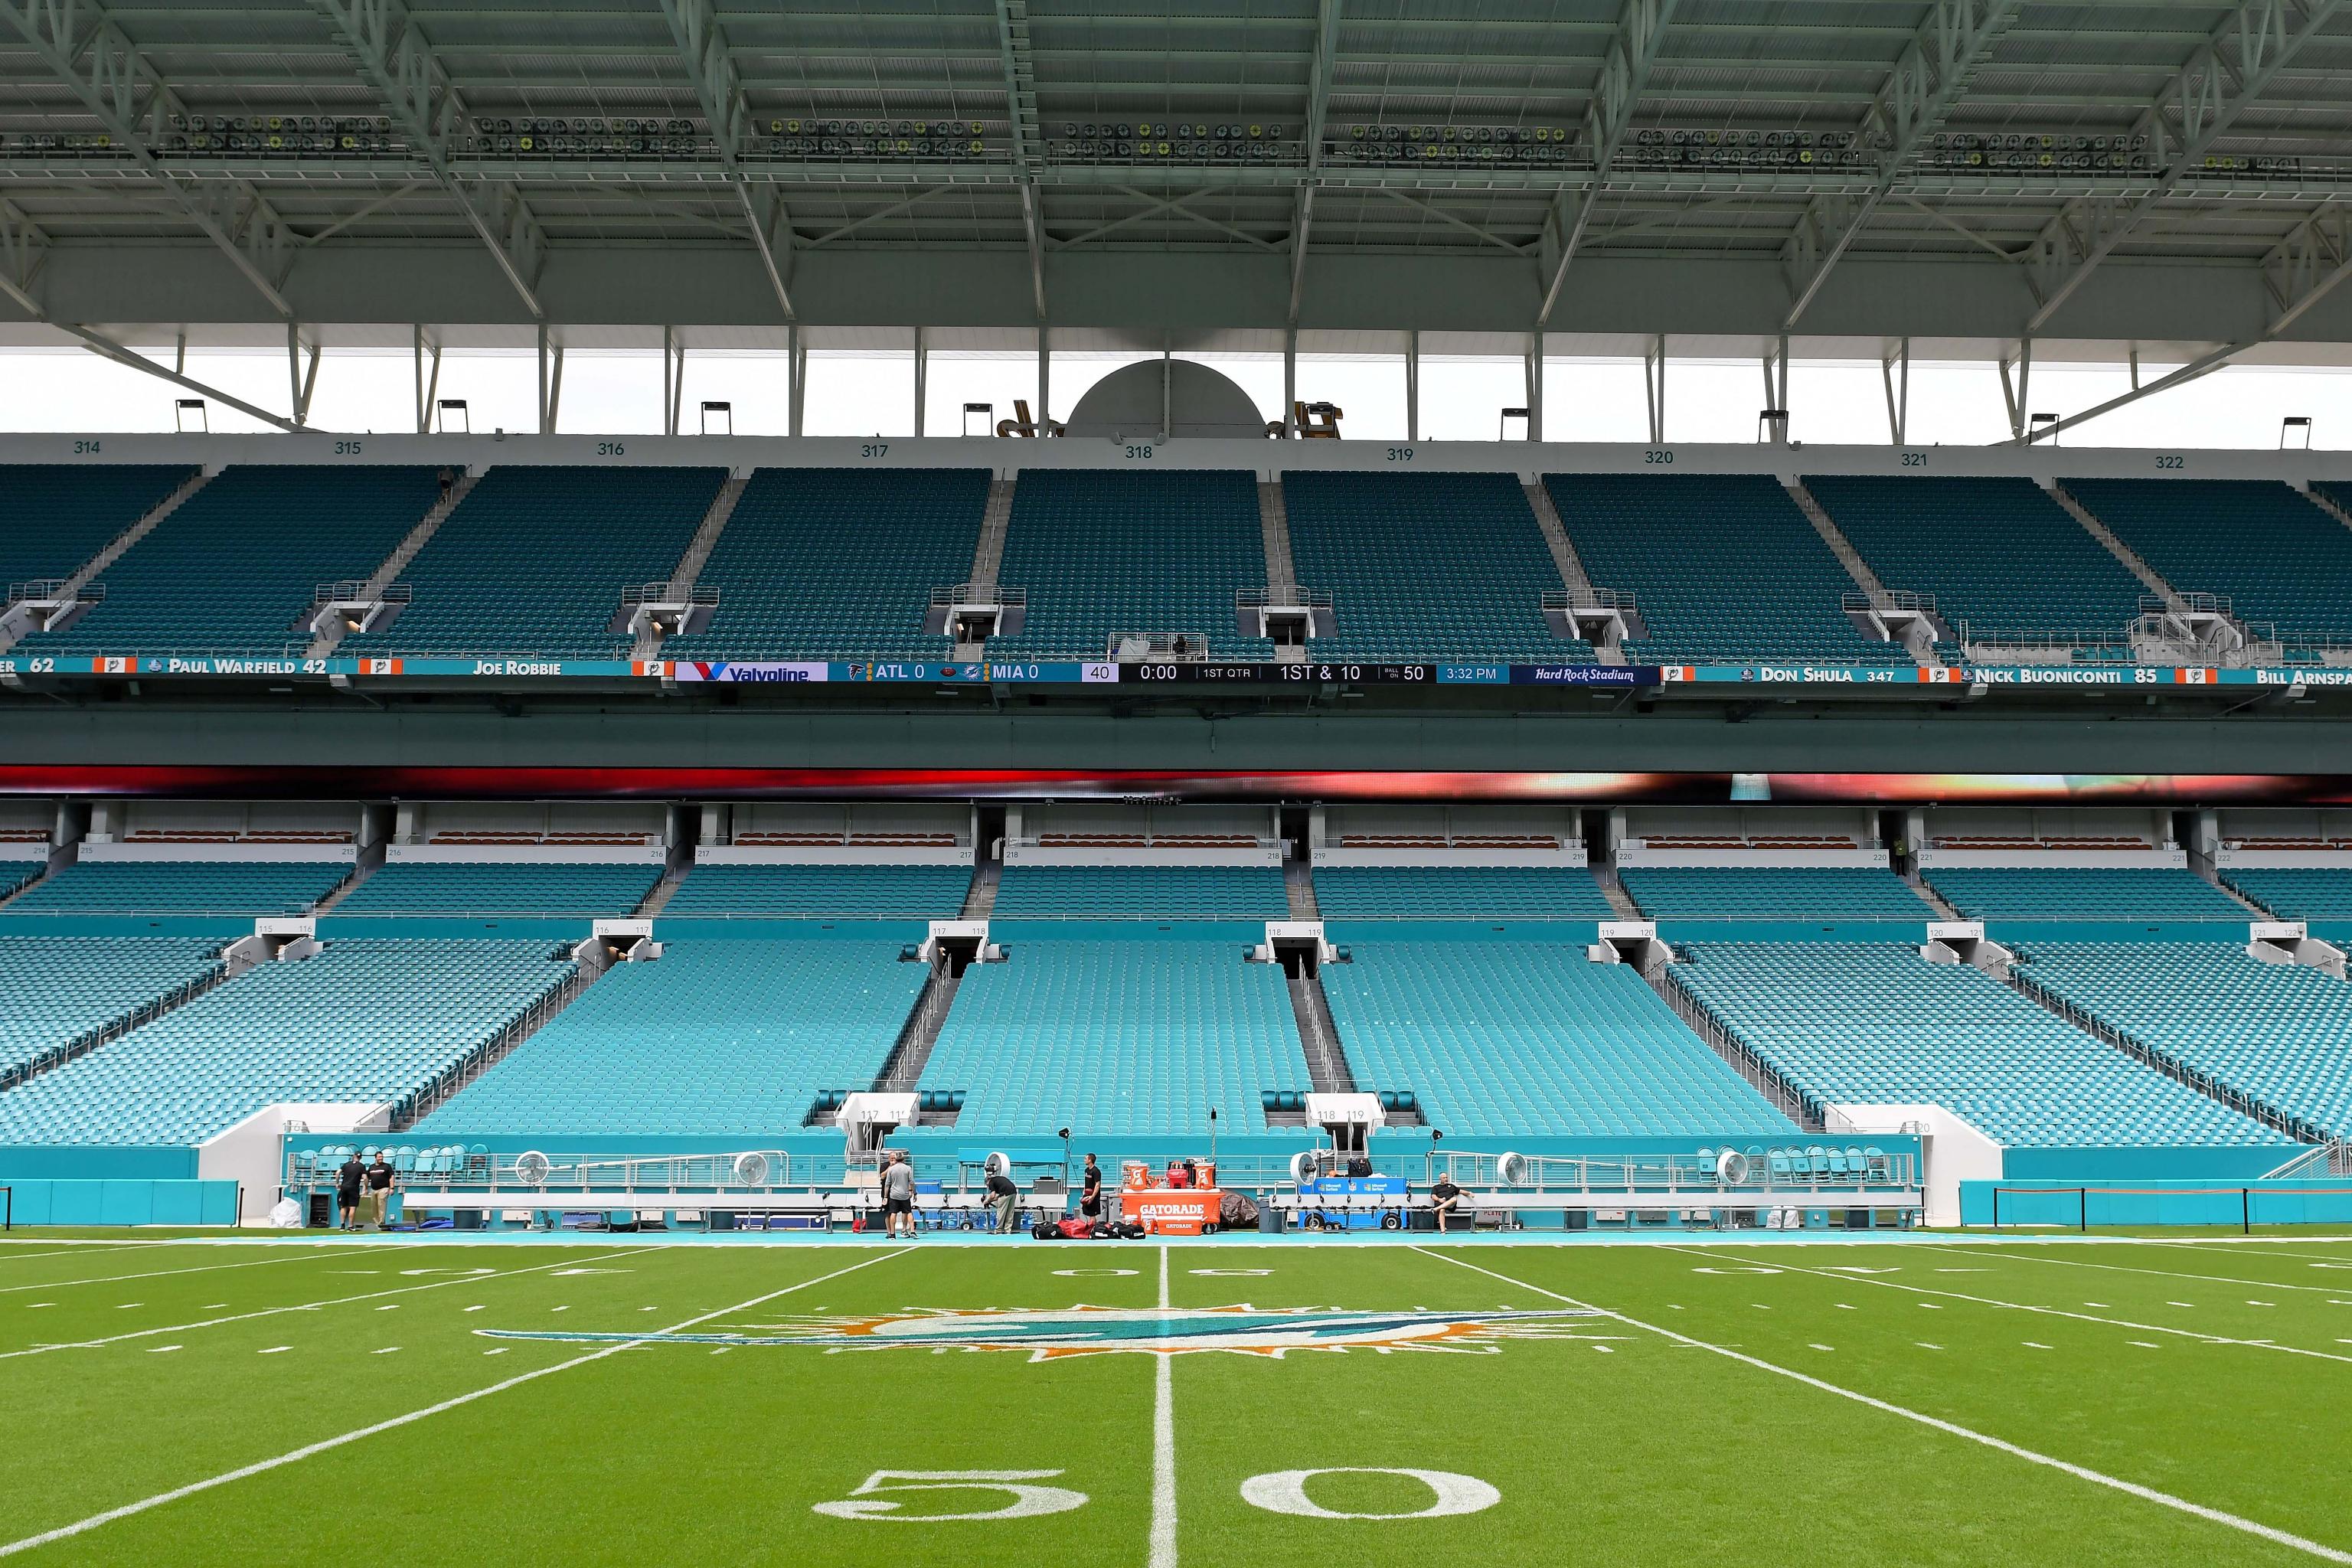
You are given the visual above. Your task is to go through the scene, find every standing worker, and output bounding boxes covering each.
[1080,1154,1102,1221]
[881,1152,917,1239]
[335,1150,366,1231]
[364,1149,397,1232]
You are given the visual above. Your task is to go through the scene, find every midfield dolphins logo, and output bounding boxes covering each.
[477,1305,1615,1361]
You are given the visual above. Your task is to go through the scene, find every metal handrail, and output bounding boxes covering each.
[1237,585,1334,609]
[6,579,100,604]
[1841,589,1939,613]
[1543,586,1640,611]
[1425,1147,1918,1194]
[931,582,1027,606]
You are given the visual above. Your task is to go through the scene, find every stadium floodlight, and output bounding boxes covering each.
[174,397,207,433]
[2282,414,2314,449]
[1498,406,1530,441]
[963,401,994,436]
[1756,407,1788,445]
[700,400,733,435]
[436,397,470,434]
[2027,411,2060,445]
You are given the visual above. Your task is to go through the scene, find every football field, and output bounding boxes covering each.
[4,1232,2351,1566]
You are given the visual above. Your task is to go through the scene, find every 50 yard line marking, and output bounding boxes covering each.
[1151,1244,1177,1568]
[1413,1246,2352,1565]
[0,1247,913,1559]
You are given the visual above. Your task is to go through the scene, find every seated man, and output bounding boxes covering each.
[1429,1174,1466,1233]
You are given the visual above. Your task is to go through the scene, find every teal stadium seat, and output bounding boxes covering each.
[2017,942,2352,1138]
[1284,471,1593,663]
[5,859,351,916]
[2073,479,2352,646]
[1922,867,2244,923]
[332,862,662,917]
[0,464,196,588]
[416,939,926,1135]
[1318,942,1796,1138]
[663,468,986,664]
[1673,942,2288,1147]
[1617,867,1932,921]
[991,864,1289,920]
[984,469,1275,662]
[1804,475,2146,648]
[1310,865,1615,920]
[662,862,975,918]
[1547,472,1912,665]
[20,466,443,658]
[0,939,574,1145]
[920,938,1308,1136]
[2223,867,2352,920]
[0,936,228,1083]
[342,466,725,659]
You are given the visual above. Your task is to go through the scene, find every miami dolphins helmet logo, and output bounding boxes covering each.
[479,1305,1615,1360]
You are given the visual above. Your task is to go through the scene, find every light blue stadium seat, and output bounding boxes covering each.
[0,936,228,1083]
[20,466,442,658]
[1549,473,1912,665]
[2017,941,2352,1139]
[1618,867,1929,921]
[983,469,1275,662]
[5,859,351,916]
[920,938,1308,1136]
[2224,867,2352,920]
[1318,942,1796,1138]
[664,468,985,663]
[1673,941,2288,1148]
[1922,867,2243,923]
[1285,471,1593,664]
[417,939,923,1136]
[332,862,662,917]
[343,466,725,659]
[1310,865,1615,920]
[663,863,975,918]
[0,939,574,1145]
[991,864,1289,920]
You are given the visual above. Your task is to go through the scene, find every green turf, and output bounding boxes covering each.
[5,1235,2351,1564]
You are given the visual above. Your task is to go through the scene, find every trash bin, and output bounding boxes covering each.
[454,1209,484,1231]
[305,1192,334,1228]
[1258,1201,1285,1234]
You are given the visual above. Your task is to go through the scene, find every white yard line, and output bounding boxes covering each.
[0,1247,662,1361]
[1671,1246,2352,1369]
[0,1245,151,1264]
[1150,1244,1178,1568]
[2156,1240,2352,1268]
[1413,1247,2352,1565]
[0,1247,910,1559]
[0,1253,337,1297]
[1924,1241,2352,1297]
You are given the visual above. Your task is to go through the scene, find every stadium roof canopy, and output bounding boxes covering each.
[4,0,2352,373]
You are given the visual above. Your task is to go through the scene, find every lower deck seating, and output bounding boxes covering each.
[2016,942,2352,1139]
[1618,867,1929,921]
[0,936,227,1082]
[4,859,351,916]
[663,863,974,918]
[332,862,662,916]
[920,939,1308,1135]
[2223,868,2352,920]
[991,864,1289,919]
[1318,942,1795,1138]
[0,939,573,1145]
[1311,865,1615,920]
[1673,942,2287,1147]
[418,939,924,1135]
[1922,867,2245,923]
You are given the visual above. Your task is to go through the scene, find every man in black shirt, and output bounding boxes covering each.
[986,1170,1020,1233]
[335,1154,366,1231]
[1429,1176,1465,1233]
[364,1152,397,1232]
[1080,1154,1103,1220]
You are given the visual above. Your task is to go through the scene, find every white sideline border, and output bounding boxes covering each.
[1413,1246,2352,1565]
[1151,1245,1178,1568]
[0,1248,911,1559]
[0,1251,342,1296]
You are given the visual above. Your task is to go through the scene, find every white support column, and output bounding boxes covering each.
[1037,323,1051,430]
[913,325,928,436]
[1160,344,1172,442]
[788,323,806,437]
[1404,329,1419,442]
[537,323,550,436]
[1644,335,1667,444]
[1283,328,1298,437]
[1526,331,1544,442]
[662,325,676,436]
[546,342,565,434]
[1882,336,1909,445]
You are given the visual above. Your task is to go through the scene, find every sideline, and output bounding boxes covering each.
[1413,1246,2352,1565]
[1151,1245,1177,1568]
[0,1251,342,1297]
[0,1248,911,1559]
[1922,1240,2352,1297]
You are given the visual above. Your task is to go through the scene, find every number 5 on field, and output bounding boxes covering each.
[812,1470,1089,1522]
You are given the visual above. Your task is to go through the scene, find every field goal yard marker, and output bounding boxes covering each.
[0,1249,913,1560]
[1411,1246,2352,1565]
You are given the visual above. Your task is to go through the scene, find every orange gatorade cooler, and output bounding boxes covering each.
[1197,1161,1217,1190]
[1122,1159,1152,1190]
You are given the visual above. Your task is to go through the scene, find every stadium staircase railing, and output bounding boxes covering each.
[1649,960,1826,1132]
